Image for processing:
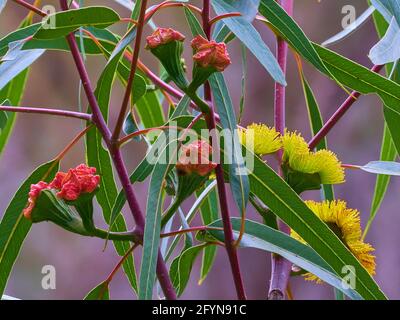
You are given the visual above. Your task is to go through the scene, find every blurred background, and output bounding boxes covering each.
[1,0,398,300]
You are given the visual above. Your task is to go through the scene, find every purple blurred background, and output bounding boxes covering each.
[1,0,399,300]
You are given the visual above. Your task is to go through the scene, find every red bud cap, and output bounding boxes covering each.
[146,28,185,49]
[176,140,217,177]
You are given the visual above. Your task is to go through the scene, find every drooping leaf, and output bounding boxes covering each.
[33,6,121,40]
[84,281,110,300]
[365,126,397,237]
[369,17,400,65]
[207,219,362,300]
[211,0,286,85]
[209,73,250,220]
[0,45,43,91]
[175,244,207,296]
[197,183,219,285]
[0,160,59,296]
[322,7,375,47]
[139,136,179,300]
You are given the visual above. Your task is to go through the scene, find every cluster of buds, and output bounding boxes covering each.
[23,164,100,220]
[176,140,217,177]
[145,28,231,92]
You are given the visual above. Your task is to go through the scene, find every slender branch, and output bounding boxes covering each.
[59,0,176,300]
[161,226,223,238]
[201,0,246,301]
[308,64,384,150]
[105,244,139,285]
[209,12,242,26]
[112,0,148,141]
[269,0,294,301]
[54,125,93,161]
[0,106,92,121]
[12,0,46,16]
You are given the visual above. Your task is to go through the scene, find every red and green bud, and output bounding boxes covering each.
[189,35,231,91]
[146,28,188,89]
[176,140,217,177]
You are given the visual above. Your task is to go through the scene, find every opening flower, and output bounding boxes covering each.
[146,28,185,49]
[239,123,282,156]
[282,131,345,185]
[291,200,376,283]
[176,140,217,177]
[23,164,100,219]
[191,35,231,72]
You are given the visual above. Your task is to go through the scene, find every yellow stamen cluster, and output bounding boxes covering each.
[239,123,282,156]
[291,200,376,283]
[282,131,345,185]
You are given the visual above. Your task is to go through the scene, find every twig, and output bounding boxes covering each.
[0,106,92,121]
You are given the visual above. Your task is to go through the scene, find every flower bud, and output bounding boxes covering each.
[29,189,91,236]
[189,36,231,91]
[176,140,217,177]
[146,28,188,89]
[23,164,100,233]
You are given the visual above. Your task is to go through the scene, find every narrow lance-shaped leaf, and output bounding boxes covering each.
[207,219,362,300]
[0,160,59,296]
[34,6,121,40]
[211,0,286,85]
[84,281,110,300]
[139,135,179,300]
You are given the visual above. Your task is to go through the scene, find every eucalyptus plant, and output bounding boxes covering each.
[0,0,399,300]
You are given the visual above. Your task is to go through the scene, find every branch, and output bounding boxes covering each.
[308,64,384,150]
[0,106,92,121]
[269,0,294,301]
[112,0,148,141]
[201,0,246,300]
[59,0,176,300]
[12,0,46,16]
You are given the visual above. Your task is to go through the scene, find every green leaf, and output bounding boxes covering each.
[0,160,59,296]
[34,6,120,40]
[86,39,138,295]
[207,219,362,300]
[312,44,400,157]
[197,183,219,285]
[84,281,110,300]
[209,73,250,220]
[175,244,207,297]
[365,125,397,237]
[211,0,286,85]
[139,136,179,300]
[258,0,331,76]
[135,91,165,128]
[184,7,206,37]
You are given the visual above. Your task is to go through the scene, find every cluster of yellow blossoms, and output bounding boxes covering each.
[239,123,375,283]
[239,123,345,185]
[292,200,376,282]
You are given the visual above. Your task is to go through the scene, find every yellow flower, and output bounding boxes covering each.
[282,131,345,185]
[239,123,282,156]
[291,200,376,283]
[282,130,309,162]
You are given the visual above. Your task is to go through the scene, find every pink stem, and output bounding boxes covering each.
[0,106,92,121]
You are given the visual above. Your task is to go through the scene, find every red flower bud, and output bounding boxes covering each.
[23,164,100,219]
[176,140,217,177]
[191,35,231,72]
[146,28,185,49]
